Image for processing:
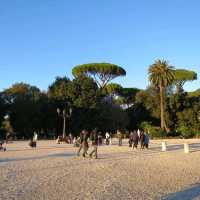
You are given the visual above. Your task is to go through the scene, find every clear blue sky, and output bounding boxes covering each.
[0,0,200,92]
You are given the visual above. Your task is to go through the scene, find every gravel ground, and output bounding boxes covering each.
[1,139,200,200]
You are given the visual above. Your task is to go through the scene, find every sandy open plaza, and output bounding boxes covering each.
[0,139,200,200]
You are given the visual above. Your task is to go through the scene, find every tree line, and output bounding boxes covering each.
[0,61,199,139]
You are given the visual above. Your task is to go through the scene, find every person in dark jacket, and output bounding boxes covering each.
[140,131,145,149]
[144,132,150,149]
[129,132,134,147]
[77,130,89,157]
[132,131,139,149]
[89,129,98,159]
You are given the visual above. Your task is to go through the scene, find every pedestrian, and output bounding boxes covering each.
[77,130,89,157]
[129,131,134,147]
[89,129,98,159]
[69,133,73,144]
[77,130,84,156]
[140,131,145,149]
[33,131,38,142]
[144,132,150,149]
[117,130,122,146]
[98,132,102,145]
[132,131,139,149]
[105,132,110,145]
[137,129,141,139]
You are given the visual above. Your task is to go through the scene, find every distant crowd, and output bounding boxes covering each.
[73,129,150,159]
[0,129,150,158]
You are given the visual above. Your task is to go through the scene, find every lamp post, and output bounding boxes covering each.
[57,107,72,139]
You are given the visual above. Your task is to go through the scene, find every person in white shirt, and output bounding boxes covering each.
[105,132,110,145]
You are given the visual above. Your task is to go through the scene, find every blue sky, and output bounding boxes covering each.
[0,0,200,92]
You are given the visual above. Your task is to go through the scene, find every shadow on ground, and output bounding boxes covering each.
[162,183,200,200]
[0,153,75,164]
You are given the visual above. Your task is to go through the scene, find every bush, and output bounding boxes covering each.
[177,125,194,138]
[140,121,166,139]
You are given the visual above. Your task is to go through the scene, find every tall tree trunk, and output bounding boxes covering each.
[160,85,165,129]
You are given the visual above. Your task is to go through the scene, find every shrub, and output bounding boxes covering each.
[140,121,166,138]
[177,124,194,138]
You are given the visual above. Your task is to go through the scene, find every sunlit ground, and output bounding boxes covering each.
[1,139,200,200]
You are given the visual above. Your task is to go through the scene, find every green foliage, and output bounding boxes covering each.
[72,63,126,88]
[173,69,197,83]
[177,124,194,138]
[140,121,166,138]
[135,87,160,119]
[104,83,122,95]
[148,59,175,130]
[48,77,71,102]
[173,69,197,93]
[118,87,141,105]
[68,76,99,108]
[148,59,175,88]
[0,61,199,139]
[2,83,55,139]
[188,88,200,97]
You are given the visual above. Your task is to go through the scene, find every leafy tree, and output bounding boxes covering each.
[135,86,160,120]
[104,83,122,95]
[48,77,71,106]
[72,63,126,88]
[68,75,99,108]
[188,88,200,97]
[2,83,43,138]
[119,87,141,106]
[1,116,14,141]
[148,59,174,131]
[103,83,122,104]
[173,69,197,93]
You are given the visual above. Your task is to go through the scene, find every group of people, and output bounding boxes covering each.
[129,130,149,149]
[77,129,99,159]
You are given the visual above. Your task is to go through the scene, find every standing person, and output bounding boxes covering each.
[137,129,141,139]
[117,130,122,146]
[69,133,73,144]
[132,131,139,149]
[140,131,145,149]
[98,132,102,145]
[144,132,150,149]
[129,131,134,147]
[33,131,38,142]
[89,129,98,159]
[77,130,84,156]
[83,130,89,157]
[105,132,110,145]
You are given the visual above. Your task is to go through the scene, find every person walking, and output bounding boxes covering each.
[140,131,145,149]
[33,131,38,142]
[77,130,84,156]
[144,132,150,149]
[105,132,110,145]
[69,133,73,144]
[129,131,134,147]
[89,129,98,159]
[132,131,139,149]
[117,130,122,146]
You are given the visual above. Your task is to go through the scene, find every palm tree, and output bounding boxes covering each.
[148,59,174,130]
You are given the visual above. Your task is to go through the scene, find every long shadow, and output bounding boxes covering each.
[0,152,75,164]
[1,143,200,165]
[162,183,200,200]
[5,145,73,152]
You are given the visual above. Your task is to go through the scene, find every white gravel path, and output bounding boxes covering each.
[1,139,200,200]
